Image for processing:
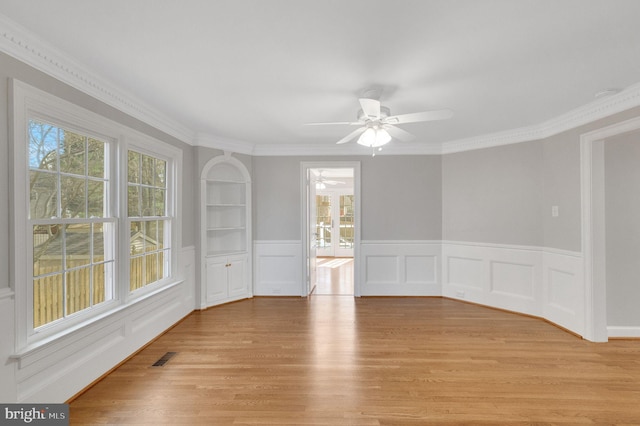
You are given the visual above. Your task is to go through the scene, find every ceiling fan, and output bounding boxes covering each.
[306,98,453,151]
[313,169,344,189]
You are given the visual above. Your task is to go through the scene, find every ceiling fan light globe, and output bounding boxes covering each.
[375,128,391,146]
[356,128,376,147]
[357,128,391,148]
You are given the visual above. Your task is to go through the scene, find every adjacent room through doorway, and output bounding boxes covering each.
[306,165,356,296]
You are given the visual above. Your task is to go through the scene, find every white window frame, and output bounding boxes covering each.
[11,79,182,352]
[122,139,181,301]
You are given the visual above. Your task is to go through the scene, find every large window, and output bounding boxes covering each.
[127,150,171,291]
[29,120,114,328]
[12,79,181,349]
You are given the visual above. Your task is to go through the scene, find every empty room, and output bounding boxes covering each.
[1,1,640,424]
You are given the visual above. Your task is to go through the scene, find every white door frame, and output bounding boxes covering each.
[301,161,361,297]
[580,115,640,342]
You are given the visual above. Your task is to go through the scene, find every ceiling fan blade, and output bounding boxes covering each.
[304,121,361,126]
[384,125,416,142]
[359,98,380,120]
[385,109,453,124]
[324,180,346,185]
[336,127,366,145]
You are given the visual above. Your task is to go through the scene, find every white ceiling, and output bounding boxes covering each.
[2,0,640,154]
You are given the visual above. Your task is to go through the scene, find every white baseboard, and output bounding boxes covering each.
[607,326,640,339]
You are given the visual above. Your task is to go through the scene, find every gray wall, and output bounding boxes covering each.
[0,52,196,291]
[605,130,640,326]
[251,155,442,241]
[541,129,582,252]
[442,140,544,246]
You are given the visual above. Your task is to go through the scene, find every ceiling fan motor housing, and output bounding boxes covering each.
[358,105,390,122]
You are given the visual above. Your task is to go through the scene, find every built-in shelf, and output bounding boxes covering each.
[201,154,252,309]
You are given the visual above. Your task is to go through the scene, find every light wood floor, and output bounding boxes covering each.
[313,257,354,295]
[69,297,640,425]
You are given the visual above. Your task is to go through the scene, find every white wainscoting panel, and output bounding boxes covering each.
[359,241,440,296]
[443,242,543,318]
[254,241,303,296]
[442,242,586,337]
[10,246,196,403]
[542,250,584,336]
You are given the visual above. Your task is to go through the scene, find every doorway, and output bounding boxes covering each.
[301,162,360,297]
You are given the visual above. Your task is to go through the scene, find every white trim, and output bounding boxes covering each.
[441,240,582,258]
[0,13,195,146]
[194,133,254,156]
[11,78,184,351]
[3,11,640,156]
[0,288,15,301]
[301,161,361,297]
[580,115,640,342]
[253,241,302,296]
[360,241,441,296]
[607,326,640,339]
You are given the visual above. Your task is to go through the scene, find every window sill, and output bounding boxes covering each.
[12,278,184,360]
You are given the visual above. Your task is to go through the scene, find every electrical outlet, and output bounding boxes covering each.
[552,206,559,217]
[456,290,465,298]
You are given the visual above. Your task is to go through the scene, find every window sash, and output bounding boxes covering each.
[13,79,181,351]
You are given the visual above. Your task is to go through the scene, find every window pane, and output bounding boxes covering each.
[128,185,140,217]
[130,221,143,255]
[141,187,154,216]
[91,223,106,263]
[33,274,63,328]
[87,138,105,178]
[158,250,166,281]
[66,267,91,315]
[65,224,91,268]
[128,151,140,183]
[145,220,158,252]
[59,130,86,175]
[130,256,144,291]
[87,180,105,217]
[154,189,166,216]
[155,158,166,188]
[33,225,63,276]
[144,253,158,285]
[157,220,165,250]
[30,170,58,219]
[141,155,154,186]
[92,263,106,305]
[61,176,86,218]
[29,121,58,171]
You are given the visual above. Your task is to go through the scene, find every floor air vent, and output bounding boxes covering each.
[152,352,177,367]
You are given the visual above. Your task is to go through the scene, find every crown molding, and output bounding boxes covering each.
[3,13,640,156]
[440,82,640,154]
[194,133,255,155]
[251,141,443,156]
[0,13,196,145]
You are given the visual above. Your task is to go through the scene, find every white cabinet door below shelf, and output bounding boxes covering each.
[227,254,248,298]
[206,257,228,303]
